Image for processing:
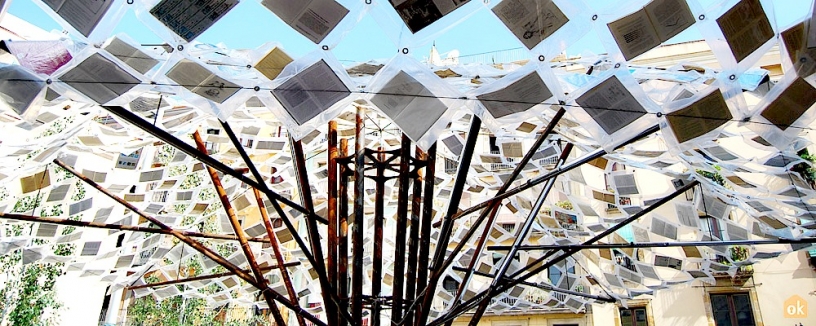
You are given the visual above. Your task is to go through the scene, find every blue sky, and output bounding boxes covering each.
[7,0,814,64]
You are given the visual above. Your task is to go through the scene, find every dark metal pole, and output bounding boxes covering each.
[450,266,616,303]
[442,109,566,325]
[0,213,267,242]
[467,143,573,325]
[391,135,411,325]
[452,125,659,220]
[414,145,435,323]
[488,238,816,250]
[372,148,386,326]
[403,146,423,326]
[291,138,336,326]
[101,105,326,224]
[53,159,326,326]
[430,180,700,326]
[352,105,366,326]
[126,262,300,291]
[415,116,481,326]
[338,138,350,326]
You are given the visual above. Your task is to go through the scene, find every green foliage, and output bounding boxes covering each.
[554,200,573,211]
[696,166,726,187]
[169,165,189,177]
[13,193,44,213]
[181,173,203,190]
[155,145,177,167]
[795,149,816,188]
[126,294,265,326]
[71,180,86,201]
[37,115,75,139]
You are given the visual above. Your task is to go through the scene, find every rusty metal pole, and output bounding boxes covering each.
[193,131,286,326]
[352,105,366,326]
[290,138,336,326]
[52,159,325,326]
[403,147,424,326]
[338,138,350,326]
[391,135,410,325]
[254,189,308,326]
[415,116,481,326]
[327,121,340,326]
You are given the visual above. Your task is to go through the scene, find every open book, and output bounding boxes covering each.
[103,37,160,75]
[759,78,816,131]
[370,70,447,141]
[390,0,471,33]
[575,76,646,135]
[477,71,552,118]
[716,0,773,63]
[150,0,239,42]
[666,90,731,143]
[60,53,141,104]
[166,59,241,104]
[43,0,114,37]
[492,0,569,50]
[260,0,349,44]
[271,59,350,125]
[255,47,294,80]
[0,65,46,116]
[608,0,694,60]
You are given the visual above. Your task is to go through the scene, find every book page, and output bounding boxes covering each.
[575,76,647,134]
[150,0,239,42]
[477,71,552,118]
[608,9,660,61]
[103,38,159,75]
[43,0,113,37]
[60,53,141,104]
[272,60,349,125]
[760,78,816,130]
[0,66,46,116]
[255,47,293,80]
[370,71,446,140]
[781,22,816,77]
[644,0,694,42]
[808,0,816,48]
[391,0,471,33]
[261,0,348,43]
[259,0,310,23]
[4,40,73,75]
[492,0,568,50]
[167,59,240,103]
[666,90,731,143]
[716,0,774,63]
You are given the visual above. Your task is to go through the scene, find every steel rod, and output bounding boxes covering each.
[452,124,659,221]
[0,213,267,243]
[126,262,300,291]
[404,146,423,326]
[415,144,435,316]
[54,159,325,326]
[371,148,386,326]
[291,138,337,326]
[391,135,411,324]
[416,116,481,326]
[488,238,816,251]
[442,109,566,326]
[467,143,573,325]
[430,180,700,326]
[451,266,616,303]
[101,105,327,224]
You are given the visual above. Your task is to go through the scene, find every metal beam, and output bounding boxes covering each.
[467,143,573,324]
[404,146,424,326]
[452,125,659,220]
[442,109,565,326]
[126,262,300,291]
[352,105,366,326]
[0,213,267,243]
[488,238,816,251]
[430,180,700,326]
[415,116,481,326]
[193,131,286,326]
[451,266,616,303]
[328,121,340,326]
[53,159,326,326]
[391,135,411,325]
[338,137,350,326]
[101,105,327,224]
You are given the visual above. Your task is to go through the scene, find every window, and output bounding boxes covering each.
[443,276,459,295]
[548,261,575,288]
[701,216,725,240]
[710,293,755,326]
[619,307,648,326]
